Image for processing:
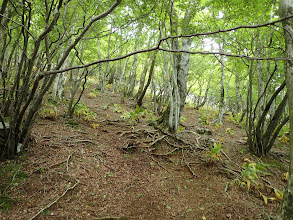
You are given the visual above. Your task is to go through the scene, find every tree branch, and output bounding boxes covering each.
[39,14,293,78]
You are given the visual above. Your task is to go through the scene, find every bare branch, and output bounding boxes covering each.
[40,14,293,78]
[160,15,293,41]
[158,48,292,60]
[0,14,36,40]
[41,46,292,78]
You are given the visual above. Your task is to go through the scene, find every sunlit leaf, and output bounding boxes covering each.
[274,189,283,200]
[262,194,268,205]
[247,180,251,191]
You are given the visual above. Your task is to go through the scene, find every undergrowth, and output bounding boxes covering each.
[0,159,27,210]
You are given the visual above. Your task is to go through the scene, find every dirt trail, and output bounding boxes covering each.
[0,90,286,219]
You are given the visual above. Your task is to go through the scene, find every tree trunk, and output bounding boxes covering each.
[195,70,212,109]
[136,54,151,99]
[137,52,157,107]
[158,0,195,132]
[1,0,122,158]
[235,65,241,113]
[217,48,225,124]
[52,3,72,99]
[97,37,103,89]
[275,0,293,218]
[127,53,138,97]
[255,38,265,117]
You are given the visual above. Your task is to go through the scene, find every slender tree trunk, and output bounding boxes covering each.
[137,52,157,107]
[0,0,9,25]
[136,54,151,99]
[195,70,212,109]
[217,48,225,124]
[115,56,129,92]
[226,75,232,112]
[247,60,255,152]
[235,69,241,113]
[127,53,138,97]
[97,37,103,89]
[256,58,265,117]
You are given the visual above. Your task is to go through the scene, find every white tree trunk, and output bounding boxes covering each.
[160,0,195,131]
[52,45,68,99]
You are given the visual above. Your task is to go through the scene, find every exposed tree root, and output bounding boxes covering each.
[28,179,79,220]
[150,135,166,146]
[151,147,180,156]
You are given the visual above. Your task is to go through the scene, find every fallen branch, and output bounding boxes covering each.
[221,150,231,161]
[29,180,79,220]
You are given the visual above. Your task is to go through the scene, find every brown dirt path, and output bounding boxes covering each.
[0,90,287,219]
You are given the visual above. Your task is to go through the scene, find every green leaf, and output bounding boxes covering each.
[262,194,268,205]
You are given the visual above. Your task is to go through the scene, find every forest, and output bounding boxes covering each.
[1,0,293,219]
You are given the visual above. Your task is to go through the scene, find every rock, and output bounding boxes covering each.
[0,122,10,147]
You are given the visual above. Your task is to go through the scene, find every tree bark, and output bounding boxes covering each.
[158,0,196,132]
[217,46,226,124]
[137,52,157,107]
[195,70,212,109]
[136,54,151,99]
[235,65,241,113]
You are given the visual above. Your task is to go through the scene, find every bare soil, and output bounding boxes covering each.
[0,89,289,220]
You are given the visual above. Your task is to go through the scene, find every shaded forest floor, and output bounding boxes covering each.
[0,87,289,220]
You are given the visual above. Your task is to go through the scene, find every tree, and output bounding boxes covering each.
[157,0,197,132]
[275,0,293,218]
[0,0,122,158]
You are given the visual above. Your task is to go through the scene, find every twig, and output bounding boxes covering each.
[29,180,79,220]
[221,150,231,161]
